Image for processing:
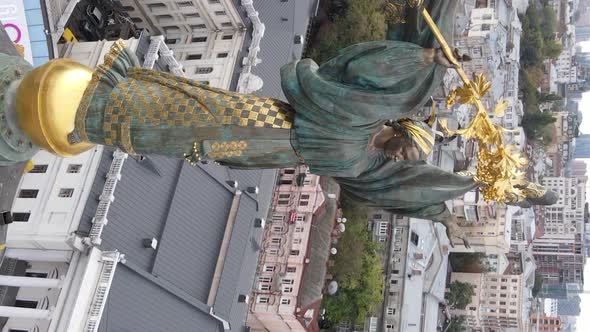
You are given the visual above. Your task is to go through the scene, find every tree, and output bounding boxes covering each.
[543,39,563,59]
[445,281,475,310]
[307,0,386,64]
[446,316,467,332]
[322,196,384,326]
[538,92,563,103]
[532,274,544,297]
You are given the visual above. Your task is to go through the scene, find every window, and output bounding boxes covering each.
[222,35,233,40]
[272,215,285,223]
[510,310,517,314]
[392,269,399,275]
[280,298,291,305]
[284,169,295,174]
[299,200,309,206]
[295,227,304,233]
[286,266,296,273]
[58,188,74,198]
[290,250,299,256]
[410,231,419,246]
[67,164,82,173]
[156,14,173,22]
[387,307,396,315]
[195,67,213,74]
[148,3,166,11]
[259,277,272,283]
[296,215,305,222]
[215,10,226,15]
[8,329,29,332]
[192,36,207,43]
[184,13,200,19]
[469,306,477,311]
[209,0,220,3]
[278,194,290,199]
[278,200,289,205]
[221,22,233,27]
[190,24,207,30]
[280,179,293,185]
[257,296,269,304]
[264,265,275,272]
[272,226,283,233]
[301,194,310,200]
[282,279,294,285]
[163,26,180,33]
[12,212,30,222]
[15,299,38,308]
[177,1,192,7]
[18,189,38,198]
[283,286,293,293]
[165,38,180,44]
[29,164,48,173]
[373,214,382,220]
[271,238,281,245]
[186,54,202,60]
[293,238,301,245]
[217,53,228,58]
[267,248,279,255]
[25,272,48,278]
[390,279,398,284]
[259,284,271,291]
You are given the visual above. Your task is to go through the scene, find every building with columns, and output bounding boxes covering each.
[117,0,263,91]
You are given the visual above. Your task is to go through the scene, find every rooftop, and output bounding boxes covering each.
[78,149,277,332]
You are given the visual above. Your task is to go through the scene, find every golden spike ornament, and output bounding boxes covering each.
[420,8,529,203]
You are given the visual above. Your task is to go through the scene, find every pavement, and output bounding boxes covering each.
[0,24,30,251]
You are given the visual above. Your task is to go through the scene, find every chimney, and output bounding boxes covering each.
[247,186,259,194]
[226,180,238,189]
[238,294,250,303]
[142,238,158,250]
[254,218,265,228]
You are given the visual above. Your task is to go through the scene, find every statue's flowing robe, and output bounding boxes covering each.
[75,0,472,220]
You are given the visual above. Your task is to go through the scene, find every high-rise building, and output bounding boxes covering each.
[540,177,586,237]
[530,314,563,331]
[533,236,586,285]
[574,134,590,159]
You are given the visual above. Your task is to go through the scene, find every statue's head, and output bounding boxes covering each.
[383,119,433,161]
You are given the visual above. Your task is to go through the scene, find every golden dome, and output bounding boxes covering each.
[16,58,95,157]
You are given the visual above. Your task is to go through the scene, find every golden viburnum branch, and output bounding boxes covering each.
[419,7,528,203]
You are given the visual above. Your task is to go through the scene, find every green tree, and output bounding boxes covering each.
[538,92,563,103]
[543,39,563,59]
[532,274,544,297]
[307,0,386,64]
[446,316,467,332]
[541,6,558,40]
[445,281,475,310]
[322,196,384,325]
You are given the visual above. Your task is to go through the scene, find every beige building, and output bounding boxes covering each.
[246,166,328,331]
[450,272,528,331]
[118,0,262,90]
[451,191,511,255]
[541,176,586,238]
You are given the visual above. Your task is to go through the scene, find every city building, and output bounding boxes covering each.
[574,134,590,159]
[117,0,250,88]
[369,210,394,243]
[450,269,533,331]
[531,314,563,331]
[382,219,451,332]
[540,176,586,238]
[533,235,586,285]
[450,190,512,254]
[1,0,53,65]
[246,166,331,331]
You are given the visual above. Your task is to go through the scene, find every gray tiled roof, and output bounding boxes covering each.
[78,148,277,331]
[230,0,317,100]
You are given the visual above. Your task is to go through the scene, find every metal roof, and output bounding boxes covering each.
[78,148,277,331]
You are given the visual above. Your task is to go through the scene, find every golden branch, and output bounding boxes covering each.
[419,8,528,203]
